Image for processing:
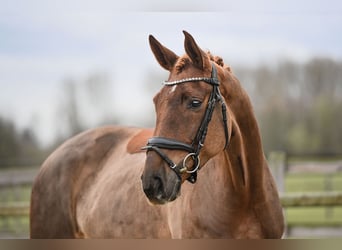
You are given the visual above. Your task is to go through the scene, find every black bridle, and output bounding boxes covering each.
[142,63,229,183]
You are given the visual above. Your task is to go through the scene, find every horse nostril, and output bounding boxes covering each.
[142,175,165,201]
[152,176,164,199]
[152,176,162,189]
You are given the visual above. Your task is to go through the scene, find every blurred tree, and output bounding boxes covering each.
[303,58,341,103]
[234,57,342,154]
[54,72,117,144]
[0,117,19,160]
[82,72,117,126]
[63,78,83,135]
[0,116,44,168]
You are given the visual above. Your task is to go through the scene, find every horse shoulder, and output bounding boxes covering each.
[126,128,154,154]
[30,126,138,238]
[73,127,171,238]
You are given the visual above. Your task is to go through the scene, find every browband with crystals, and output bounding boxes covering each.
[163,64,220,86]
[163,77,219,86]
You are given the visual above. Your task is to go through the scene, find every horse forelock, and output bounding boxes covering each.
[174,52,232,74]
[175,56,190,74]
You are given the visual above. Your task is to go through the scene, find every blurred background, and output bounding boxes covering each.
[0,0,341,238]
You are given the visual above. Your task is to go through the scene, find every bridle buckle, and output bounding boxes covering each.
[183,153,200,174]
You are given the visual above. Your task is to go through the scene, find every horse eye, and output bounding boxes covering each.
[189,99,202,109]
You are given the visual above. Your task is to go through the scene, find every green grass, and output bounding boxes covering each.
[286,207,342,226]
[285,173,342,192]
[0,185,31,203]
[284,173,342,229]
[0,185,31,237]
[0,215,29,235]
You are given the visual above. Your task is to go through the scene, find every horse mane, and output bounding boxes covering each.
[175,56,191,73]
[175,51,232,74]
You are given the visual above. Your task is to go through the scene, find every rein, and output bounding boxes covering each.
[142,63,229,183]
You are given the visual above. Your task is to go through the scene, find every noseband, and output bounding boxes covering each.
[142,63,229,183]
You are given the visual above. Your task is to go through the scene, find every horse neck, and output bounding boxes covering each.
[186,85,267,207]
[219,82,285,237]
[222,76,267,202]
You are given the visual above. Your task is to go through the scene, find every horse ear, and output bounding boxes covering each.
[183,30,209,70]
[149,35,179,71]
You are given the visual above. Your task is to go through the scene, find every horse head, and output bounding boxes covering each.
[141,31,233,204]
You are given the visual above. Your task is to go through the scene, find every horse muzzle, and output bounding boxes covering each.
[141,170,181,204]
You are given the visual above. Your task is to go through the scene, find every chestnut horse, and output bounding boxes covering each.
[30,31,284,238]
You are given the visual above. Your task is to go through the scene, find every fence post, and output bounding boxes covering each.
[268,151,286,193]
[325,173,334,220]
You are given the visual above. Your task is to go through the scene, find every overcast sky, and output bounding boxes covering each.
[1,0,341,146]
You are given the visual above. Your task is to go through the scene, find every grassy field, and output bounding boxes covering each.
[285,173,342,192]
[0,185,31,203]
[0,184,31,238]
[285,173,342,227]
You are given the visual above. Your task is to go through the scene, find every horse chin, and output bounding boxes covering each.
[167,181,181,202]
[149,193,180,205]
[165,175,181,202]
